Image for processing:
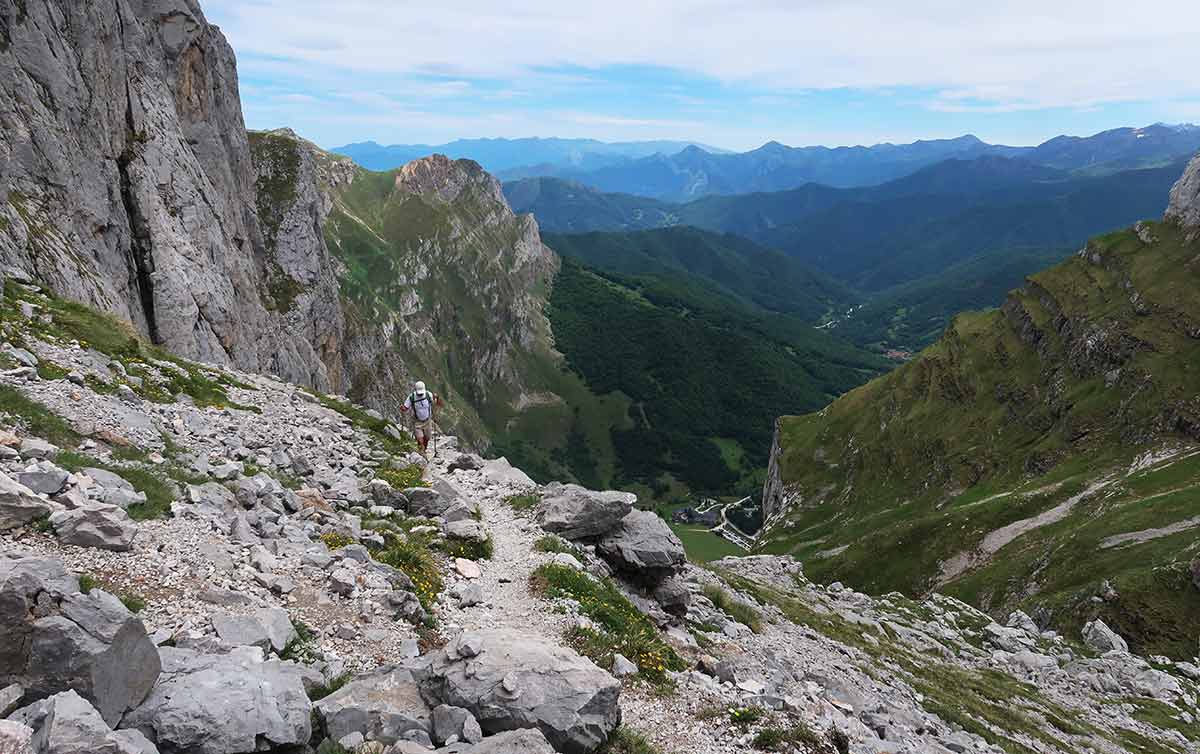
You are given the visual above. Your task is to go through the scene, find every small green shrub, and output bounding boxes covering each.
[119,592,146,613]
[730,706,766,727]
[704,584,763,633]
[314,739,351,754]
[376,538,442,611]
[750,723,825,751]
[307,672,350,702]
[532,564,685,683]
[319,531,354,550]
[441,535,493,561]
[32,514,54,534]
[35,361,70,381]
[503,492,540,512]
[376,464,426,489]
[599,727,662,754]
[78,573,98,594]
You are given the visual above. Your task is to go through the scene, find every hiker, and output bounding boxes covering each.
[400,381,442,455]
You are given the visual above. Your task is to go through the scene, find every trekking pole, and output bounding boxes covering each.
[431,401,438,459]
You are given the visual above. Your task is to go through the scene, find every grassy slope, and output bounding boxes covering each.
[763,221,1200,657]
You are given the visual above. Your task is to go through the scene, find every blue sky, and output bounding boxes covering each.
[203,0,1200,152]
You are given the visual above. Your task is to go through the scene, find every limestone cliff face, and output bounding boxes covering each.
[0,1,563,448]
[0,0,301,374]
[1166,152,1200,234]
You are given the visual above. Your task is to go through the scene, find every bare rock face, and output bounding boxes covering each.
[1166,152,1200,234]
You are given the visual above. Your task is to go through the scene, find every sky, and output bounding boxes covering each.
[202,0,1200,152]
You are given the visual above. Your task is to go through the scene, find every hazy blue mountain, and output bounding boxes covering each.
[527,124,1200,201]
[330,137,727,173]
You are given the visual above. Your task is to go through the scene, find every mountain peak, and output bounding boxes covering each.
[1166,152,1200,231]
[395,153,504,206]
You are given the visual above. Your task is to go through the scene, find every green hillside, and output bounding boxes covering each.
[545,257,884,500]
[761,221,1200,657]
[544,227,856,323]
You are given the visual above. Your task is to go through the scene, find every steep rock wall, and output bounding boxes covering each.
[0,2,563,448]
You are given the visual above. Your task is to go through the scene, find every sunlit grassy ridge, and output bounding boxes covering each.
[764,221,1200,657]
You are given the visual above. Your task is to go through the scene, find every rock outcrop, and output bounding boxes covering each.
[1166,152,1200,233]
[122,646,311,754]
[0,554,160,727]
[415,631,621,754]
[10,690,158,754]
[536,484,635,540]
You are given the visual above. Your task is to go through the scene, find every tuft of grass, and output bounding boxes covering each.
[751,723,826,752]
[534,534,584,560]
[703,584,763,633]
[319,531,354,550]
[503,492,540,513]
[32,514,54,534]
[376,464,426,489]
[308,391,414,456]
[314,739,351,754]
[376,536,442,612]
[730,706,766,728]
[0,383,80,447]
[531,563,685,683]
[54,453,178,521]
[598,727,662,754]
[307,672,351,702]
[35,361,70,381]
[78,573,98,594]
[119,592,146,613]
[440,535,493,561]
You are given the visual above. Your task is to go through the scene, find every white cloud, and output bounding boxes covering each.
[203,0,1200,109]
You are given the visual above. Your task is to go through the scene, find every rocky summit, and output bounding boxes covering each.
[0,266,1196,754]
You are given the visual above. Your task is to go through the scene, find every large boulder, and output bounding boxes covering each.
[122,647,311,754]
[313,667,430,745]
[0,554,160,727]
[454,728,555,753]
[211,608,296,653]
[50,504,137,552]
[597,510,685,584]
[478,458,536,490]
[0,473,55,530]
[10,690,158,754]
[415,631,620,754]
[1082,619,1129,654]
[536,484,635,541]
[405,487,451,518]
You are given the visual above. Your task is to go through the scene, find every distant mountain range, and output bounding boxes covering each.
[329,137,729,174]
[511,154,1192,351]
[376,124,1195,202]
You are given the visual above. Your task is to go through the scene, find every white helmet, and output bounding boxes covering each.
[414,381,426,396]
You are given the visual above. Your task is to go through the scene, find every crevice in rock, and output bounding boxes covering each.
[117,100,159,344]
